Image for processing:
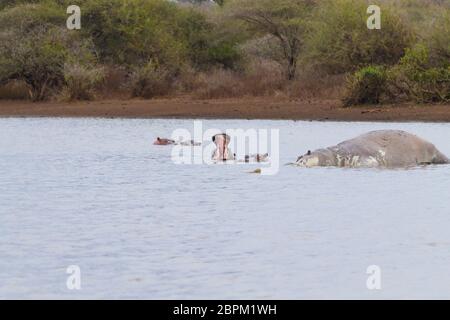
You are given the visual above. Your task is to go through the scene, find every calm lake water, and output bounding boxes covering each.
[1,118,450,299]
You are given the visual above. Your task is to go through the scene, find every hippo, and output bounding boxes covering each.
[295,130,449,168]
[242,153,269,163]
[212,133,234,161]
[177,139,201,146]
[154,137,175,145]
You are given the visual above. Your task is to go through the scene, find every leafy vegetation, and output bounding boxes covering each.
[343,66,387,106]
[0,2,96,100]
[387,45,450,103]
[0,0,448,104]
[304,0,414,74]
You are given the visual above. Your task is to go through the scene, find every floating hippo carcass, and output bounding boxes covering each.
[295,130,449,168]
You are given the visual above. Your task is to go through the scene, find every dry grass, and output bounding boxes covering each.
[58,63,105,101]
[99,65,130,99]
[190,59,285,99]
[127,62,174,99]
[285,73,346,100]
[186,59,345,100]
[0,80,29,100]
[0,60,346,102]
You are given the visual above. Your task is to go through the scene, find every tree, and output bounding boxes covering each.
[0,3,98,101]
[226,0,316,80]
[304,0,414,74]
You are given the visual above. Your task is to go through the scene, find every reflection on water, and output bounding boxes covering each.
[0,118,449,299]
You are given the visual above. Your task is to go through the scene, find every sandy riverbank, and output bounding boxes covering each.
[1,98,450,122]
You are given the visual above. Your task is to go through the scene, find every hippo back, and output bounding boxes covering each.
[334,130,448,167]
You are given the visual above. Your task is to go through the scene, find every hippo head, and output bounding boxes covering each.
[295,149,336,167]
[212,133,232,161]
[295,150,320,167]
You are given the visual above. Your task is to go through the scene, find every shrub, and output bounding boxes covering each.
[343,65,387,106]
[0,3,99,101]
[79,0,243,71]
[80,0,185,68]
[60,63,105,101]
[178,7,243,70]
[427,11,450,68]
[128,60,173,98]
[99,65,129,98]
[189,58,285,99]
[377,0,450,36]
[0,26,67,101]
[305,0,414,74]
[192,69,245,99]
[242,58,284,96]
[387,45,450,103]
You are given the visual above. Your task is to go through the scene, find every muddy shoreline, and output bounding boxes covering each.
[1,98,450,122]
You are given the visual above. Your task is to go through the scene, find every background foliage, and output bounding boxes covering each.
[0,0,448,104]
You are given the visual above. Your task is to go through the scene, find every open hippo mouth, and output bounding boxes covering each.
[294,130,449,168]
[212,133,234,161]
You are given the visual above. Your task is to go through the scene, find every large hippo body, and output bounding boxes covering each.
[295,130,449,168]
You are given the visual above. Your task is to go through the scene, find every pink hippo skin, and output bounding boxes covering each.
[153,137,175,145]
[212,134,234,161]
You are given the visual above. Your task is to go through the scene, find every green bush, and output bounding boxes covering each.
[79,0,183,67]
[0,0,244,101]
[305,0,414,74]
[1,0,448,102]
[427,11,450,68]
[0,1,66,30]
[344,45,450,106]
[178,7,243,70]
[387,45,450,103]
[0,3,100,101]
[78,0,242,71]
[0,26,68,101]
[343,65,387,106]
[377,0,450,37]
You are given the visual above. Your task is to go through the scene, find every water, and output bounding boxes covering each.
[0,118,449,299]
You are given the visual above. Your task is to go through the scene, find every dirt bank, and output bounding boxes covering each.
[1,98,450,122]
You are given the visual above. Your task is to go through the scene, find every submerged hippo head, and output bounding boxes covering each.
[295,149,336,167]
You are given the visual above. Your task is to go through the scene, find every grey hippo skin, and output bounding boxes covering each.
[295,130,449,168]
